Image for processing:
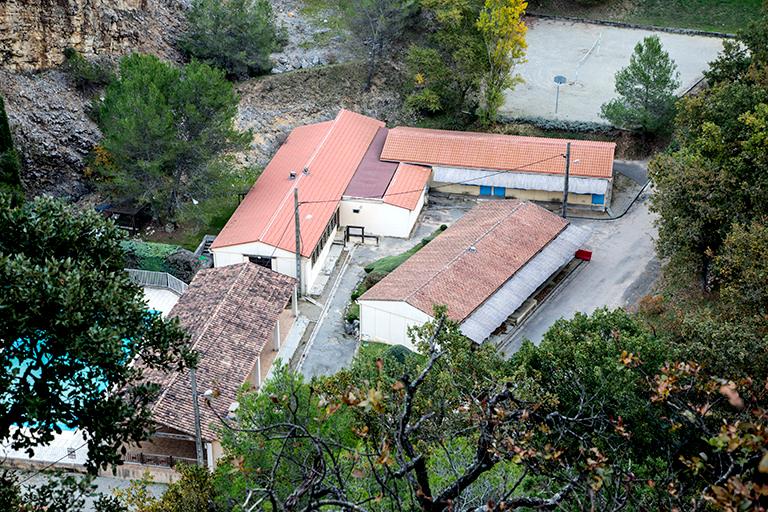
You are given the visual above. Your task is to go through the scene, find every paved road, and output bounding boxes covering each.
[299,197,472,379]
[500,189,659,355]
[614,159,649,184]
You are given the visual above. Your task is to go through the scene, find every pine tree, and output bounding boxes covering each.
[600,35,680,135]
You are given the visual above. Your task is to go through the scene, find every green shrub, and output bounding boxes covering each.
[346,302,360,323]
[63,47,114,89]
[122,240,181,273]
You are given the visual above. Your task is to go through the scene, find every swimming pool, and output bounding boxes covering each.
[5,311,159,432]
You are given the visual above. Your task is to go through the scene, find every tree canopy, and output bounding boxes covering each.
[0,95,23,202]
[405,0,527,126]
[600,35,680,134]
[649,16,768,284]
[0,195,196,471]
[95,54,250,225]
[343,0,419,91]
[179,0,282,79]
[194,308,763,511]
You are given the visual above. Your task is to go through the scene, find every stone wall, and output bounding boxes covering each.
[0,0,186,72]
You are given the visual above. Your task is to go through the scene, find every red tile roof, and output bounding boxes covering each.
[142,263,295,440]
[360,201,568,321]
[212,110,384,256]
[383,164,432,211]
[380,127,615,179]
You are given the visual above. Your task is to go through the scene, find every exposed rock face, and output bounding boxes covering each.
[0,69,100,198]
[0,0,187,72]
[0,0,188,198]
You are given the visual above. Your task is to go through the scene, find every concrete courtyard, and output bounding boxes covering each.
[503,18,725,123]
[298,165,656,377]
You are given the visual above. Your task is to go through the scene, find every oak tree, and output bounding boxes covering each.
[0,195,196,471]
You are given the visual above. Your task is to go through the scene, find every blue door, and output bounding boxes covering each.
[493,186,506,197]
[479,185,493,196]
[591,193,605,205]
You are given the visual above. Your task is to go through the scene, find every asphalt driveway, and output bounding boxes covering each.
[499,187,659,355]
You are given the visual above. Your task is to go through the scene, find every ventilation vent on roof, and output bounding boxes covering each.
[289,170,297,180]
[302,167,310,176]
[468,246,477,253]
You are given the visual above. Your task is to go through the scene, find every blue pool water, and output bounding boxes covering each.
[6,311,159,432]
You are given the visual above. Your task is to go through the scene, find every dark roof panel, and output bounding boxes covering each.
[344,127,399,199]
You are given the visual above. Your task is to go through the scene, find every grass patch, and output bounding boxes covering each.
[363,226,447,274]
[299,0,349,49]
[357,341,391,361]
[627,0,762,33]
[122,240,181,271]
[346,226,448,322]
[528,0,762,33]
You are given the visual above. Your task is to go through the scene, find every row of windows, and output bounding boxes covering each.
[476,185,604,205]
[310,210,339,266]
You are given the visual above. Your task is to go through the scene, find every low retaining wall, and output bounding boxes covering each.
[527,12,735,39]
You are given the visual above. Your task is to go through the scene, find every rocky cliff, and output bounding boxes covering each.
[0,69,100,198]
[0,0,186,72]
[0,0,188,198]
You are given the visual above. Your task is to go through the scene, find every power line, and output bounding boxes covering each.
[16,440,89,485]
[259,153,568,261]
[296,153,567,207]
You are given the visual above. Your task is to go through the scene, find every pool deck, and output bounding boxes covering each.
[1,427,89,468]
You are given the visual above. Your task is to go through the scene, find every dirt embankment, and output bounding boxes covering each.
[235,61,406,168]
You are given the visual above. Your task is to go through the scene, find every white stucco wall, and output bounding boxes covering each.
[432,166,610,196]
[212,230,339,295]
[359,300,433,351]
[212,241,294,271]
[305,228,339,290]
[339,197,423,239]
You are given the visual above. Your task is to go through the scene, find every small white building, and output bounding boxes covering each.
[210,111,430,294]
[358,200,590,350]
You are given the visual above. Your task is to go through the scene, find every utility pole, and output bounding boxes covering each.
[561,142,571,218]
[294,187,302,295]
[189,368,205,467]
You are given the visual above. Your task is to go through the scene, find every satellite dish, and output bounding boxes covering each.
[554,75,567,85]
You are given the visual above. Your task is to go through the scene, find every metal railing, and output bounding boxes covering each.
[123,451,198,468]
[126,269,188,295]
[193,234,217,258]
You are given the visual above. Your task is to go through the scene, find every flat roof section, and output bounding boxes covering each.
[344,127,398,199]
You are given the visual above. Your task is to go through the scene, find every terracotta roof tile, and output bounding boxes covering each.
[141,263,295,440]
[383,164,432,210]
[360,201,567,321]
[212,110,384,256]
[380,127,615,179]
